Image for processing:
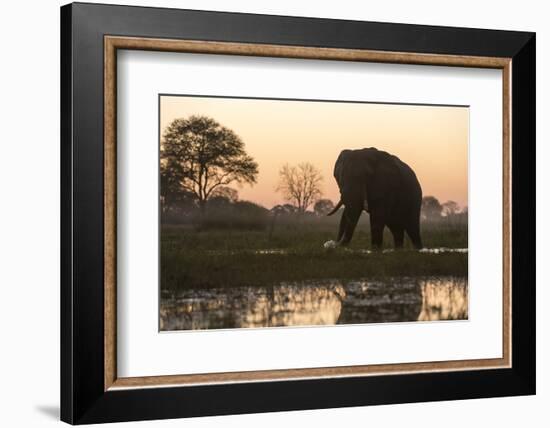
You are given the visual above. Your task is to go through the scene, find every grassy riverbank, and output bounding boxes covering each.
[161,219,468,292]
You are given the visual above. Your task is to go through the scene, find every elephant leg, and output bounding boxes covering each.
[389,225,404,249]
[339,206,362,246]
[370,212,385,249]
[405,217,423,249]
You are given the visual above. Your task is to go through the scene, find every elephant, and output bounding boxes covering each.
[327,147,423,249]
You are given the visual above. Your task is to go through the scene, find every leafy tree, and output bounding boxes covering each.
[421,196,443,220]
[313,199,335,216]
[160,164,196,214]
[442,200,460,217]
[161,115,258,210]
[210,186,239,203]
[270,204,298,216]
[276,162,323,213]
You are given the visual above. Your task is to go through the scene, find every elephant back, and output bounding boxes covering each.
[366,149,422,212]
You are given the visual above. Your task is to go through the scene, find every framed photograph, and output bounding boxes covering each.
[61,2,535,424]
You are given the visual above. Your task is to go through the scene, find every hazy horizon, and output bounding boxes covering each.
[160,95,469,210]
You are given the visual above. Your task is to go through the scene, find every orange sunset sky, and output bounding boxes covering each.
[160,95,469,209]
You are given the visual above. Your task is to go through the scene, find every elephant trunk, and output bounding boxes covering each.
[338,205,362,245]
[326,199,343,216]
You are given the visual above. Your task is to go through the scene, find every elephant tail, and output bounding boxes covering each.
[327,199,343,216]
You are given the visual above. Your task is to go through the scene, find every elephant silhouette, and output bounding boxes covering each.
[327,147,423,249]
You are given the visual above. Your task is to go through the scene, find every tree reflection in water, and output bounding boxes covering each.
[160,276,467,331]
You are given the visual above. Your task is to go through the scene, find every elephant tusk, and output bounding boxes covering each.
[326,199,343,216]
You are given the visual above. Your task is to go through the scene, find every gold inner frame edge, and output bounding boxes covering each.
[104,36,512,391]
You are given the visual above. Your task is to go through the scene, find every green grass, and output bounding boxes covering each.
[162,217,467,251]
[161,219,468,293]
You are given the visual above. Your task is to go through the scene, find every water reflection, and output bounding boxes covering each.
[160,276,468,331]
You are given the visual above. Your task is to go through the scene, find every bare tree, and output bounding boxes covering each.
[161,115,258,211]
[276,163,323,213]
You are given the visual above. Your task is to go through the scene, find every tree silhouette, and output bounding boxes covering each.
[160,164,196,214]
[442,200,460,217]
[161,115,258,210]
[276,163,323,213]
[421,196,443,220]
[210,186,239,203]
[313,199,335,216]
[270,204,298,216]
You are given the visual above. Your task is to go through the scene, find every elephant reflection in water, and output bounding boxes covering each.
[160,278,468,331]
[337,280,423,324]
[337,277,468,324]
[327,148,423,249]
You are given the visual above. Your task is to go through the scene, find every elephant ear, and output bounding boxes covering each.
[334,149,353,184]
[355,148,382,206]
[335,150,352,170]
[355,147,379,177]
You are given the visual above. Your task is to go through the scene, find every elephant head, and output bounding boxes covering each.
[327,148,378,245]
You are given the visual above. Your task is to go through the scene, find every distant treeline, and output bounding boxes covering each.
[161,190,466,231]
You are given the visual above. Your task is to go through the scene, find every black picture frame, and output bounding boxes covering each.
[61,2,535,424]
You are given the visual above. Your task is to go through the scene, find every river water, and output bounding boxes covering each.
[160,276,468,331]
